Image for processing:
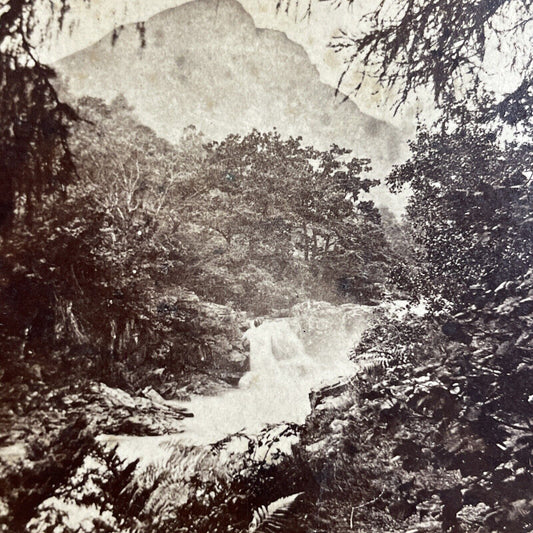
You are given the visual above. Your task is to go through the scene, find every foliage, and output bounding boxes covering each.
[350,307,439,372]
[0,95,246,402]
[8,4,532,531]
[385,120,533,435]
[388,125,533,310]
[42,426,314,533]
[328,0,532,127]
[28,442,144,533]
[134,427,311,533]
[0,0,78,231]
[322,10,533,528]
[301,110,532,531]
[248,491,304,532]
[186,129,391,308]
[0,416,97,533]
[301,111,533,531]
[0,0,150,233]
[303,298,533,532]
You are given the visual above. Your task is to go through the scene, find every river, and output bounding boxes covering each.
[107,303,372,462]
[22,302,373,531]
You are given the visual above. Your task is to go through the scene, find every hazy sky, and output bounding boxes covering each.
[37,0,424,134]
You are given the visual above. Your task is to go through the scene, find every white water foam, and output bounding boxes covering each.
[176,306,370,444]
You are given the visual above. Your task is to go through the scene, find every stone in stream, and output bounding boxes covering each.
[79,382,194,436]
[141,385,170,404]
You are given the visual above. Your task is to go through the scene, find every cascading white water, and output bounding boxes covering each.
[40,303,372,533]
[101,303,372,461]
[239,320,316,388]
[177,304,371,444]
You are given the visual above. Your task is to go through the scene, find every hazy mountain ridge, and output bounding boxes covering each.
[56,0,404,176]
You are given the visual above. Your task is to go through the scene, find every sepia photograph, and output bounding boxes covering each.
[0,0,532,531]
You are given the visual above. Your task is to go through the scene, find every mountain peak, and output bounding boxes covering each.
[56,0,403,172]
[153,0,255,27]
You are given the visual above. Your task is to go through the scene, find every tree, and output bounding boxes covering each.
[0,94,245,391]
[0,0,80,231]
[328,0,532,127]
[183,130,390,308]
[388,125,533,308]
[298,2,533,529]
[0,1,150,232]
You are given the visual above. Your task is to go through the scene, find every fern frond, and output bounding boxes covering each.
[248,492,304,532]
[352,349,392,373]
[210,430,251,453]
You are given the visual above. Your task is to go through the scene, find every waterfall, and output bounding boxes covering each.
[239,320,316,388]
[177,305,371,444]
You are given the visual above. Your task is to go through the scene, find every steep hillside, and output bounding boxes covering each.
[56,0,404,177]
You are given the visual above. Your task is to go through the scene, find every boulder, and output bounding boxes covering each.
[218,348,249,373]
[91,383,136,409]
[141,386,167,404]
[309,378,350,410]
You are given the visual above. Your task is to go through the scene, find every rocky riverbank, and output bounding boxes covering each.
[1,300,376,532]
